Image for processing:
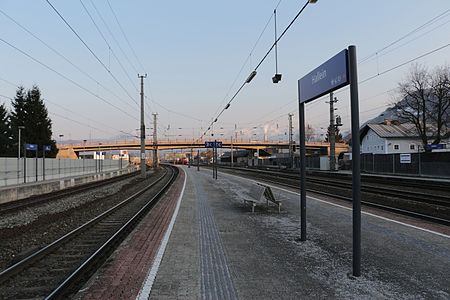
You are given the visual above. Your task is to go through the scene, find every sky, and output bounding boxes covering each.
[0,0,449,143]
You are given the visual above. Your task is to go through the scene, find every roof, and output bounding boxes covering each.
[360,123,419,140]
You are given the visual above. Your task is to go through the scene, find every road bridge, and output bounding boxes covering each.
[56,139,348,159]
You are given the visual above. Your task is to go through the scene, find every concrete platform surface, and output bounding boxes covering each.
[79,166,450,299]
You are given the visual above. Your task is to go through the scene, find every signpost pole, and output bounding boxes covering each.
[349,45,361,277]
[43,147,46,181]
[35,148,38,182]
[299,102,307,241]
[197,150,200,171]
[23,145,26,183]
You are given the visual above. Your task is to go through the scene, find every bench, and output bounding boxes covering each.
[244,183,281,213]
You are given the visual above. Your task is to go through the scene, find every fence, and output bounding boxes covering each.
[0,157,129,187]
[361,152,450,177]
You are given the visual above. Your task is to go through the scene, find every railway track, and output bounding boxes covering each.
[218,166,450,225]
[0,165,178,299]
[0,169,139,214]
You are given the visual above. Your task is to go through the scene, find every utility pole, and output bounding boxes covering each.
[139,74,147,178]
[288,113,294,168]
[152,113,158,169]
[326,93,338,171]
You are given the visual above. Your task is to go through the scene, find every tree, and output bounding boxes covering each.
[394,64,450,146]
[9,86,57,157]
[0,103,11,156]
[324,125,343,143]
[429,66,450,143]
[395,64,431,146]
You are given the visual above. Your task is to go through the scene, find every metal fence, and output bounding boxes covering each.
[361,152,450,177]
[0,157,129,187]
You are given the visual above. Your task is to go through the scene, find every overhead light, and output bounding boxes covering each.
[272,73,282,83]
[246,71,257,83]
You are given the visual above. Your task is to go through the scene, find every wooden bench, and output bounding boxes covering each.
[244,183,281,213]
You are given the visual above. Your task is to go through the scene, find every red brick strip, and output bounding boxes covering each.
[80,168,186,299]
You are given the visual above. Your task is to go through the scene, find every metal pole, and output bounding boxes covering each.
[153,113,158,169]
[299,102,306,241]
[17,127,23,184]
[349,45,361,277]
[197,149,200,171]
[23,144,26,183]
[329,92,336,171]
[35,148,38,182]
[139,74,147,178]
[231,136,234,167]
[288,113,294,168]
[43,148,46,181]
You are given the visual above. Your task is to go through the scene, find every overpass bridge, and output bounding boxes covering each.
[56,139,348,159]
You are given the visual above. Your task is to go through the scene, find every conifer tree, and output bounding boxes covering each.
[0,102,11,156]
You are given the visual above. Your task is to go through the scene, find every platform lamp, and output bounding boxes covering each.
[83,139,87,173]
[17,126,25,183]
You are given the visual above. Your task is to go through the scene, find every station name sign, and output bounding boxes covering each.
[298,49,349,104]
[205,141,223,148]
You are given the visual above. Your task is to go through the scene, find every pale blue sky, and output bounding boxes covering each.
[1,1,449,142]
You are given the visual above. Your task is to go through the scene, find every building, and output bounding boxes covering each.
[360,122,426,154]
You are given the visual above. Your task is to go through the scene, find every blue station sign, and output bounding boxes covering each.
[205,141,223,148]
[298,49,349,104]
[25,143,38,151]
[44,145,52,152]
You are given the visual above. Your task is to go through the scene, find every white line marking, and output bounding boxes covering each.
[220,171,450,239]
[270,184,450,239]
[136,168,187,300]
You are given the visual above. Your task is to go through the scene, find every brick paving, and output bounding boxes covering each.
[77,169,185,300]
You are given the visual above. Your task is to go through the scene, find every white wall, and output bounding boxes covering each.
[361,129,422,154]
[0,157,129,187]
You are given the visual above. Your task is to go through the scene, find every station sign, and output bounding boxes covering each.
[298,49,349,104]
[25,143,38,151]
[205,141,223,148]
[399,153,411,164]
[44,145,51,152]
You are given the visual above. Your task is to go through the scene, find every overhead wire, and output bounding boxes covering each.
[46,0,138,106]
[79,0,140,97]
[0,7,139,114]
[0,36,138,121]
[197,0,312,142]
[106,0,146,72]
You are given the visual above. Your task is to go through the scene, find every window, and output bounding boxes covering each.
[410,144,415,150]
[381,146,384,150]
[394,144,399,150]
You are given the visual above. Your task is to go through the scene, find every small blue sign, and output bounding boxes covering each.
[205,141,223,148]
[44,145,51,152]
[25,143,38,151]
[424,144,445,151]
[298,49,349,104]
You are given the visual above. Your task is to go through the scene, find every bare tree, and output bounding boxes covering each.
[429,65,450,143]
[395,64,432,146]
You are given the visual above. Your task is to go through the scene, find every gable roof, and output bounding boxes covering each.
[360,123,419,140]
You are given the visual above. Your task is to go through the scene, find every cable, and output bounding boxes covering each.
[359,43,450,85]
[88,0,139,75]
[197,0,312,142]
[46,0,137,106]
[359,8,450,64]
[0,36,138,121]
[79,0,140,96]
[106,0,146,72]
[0,8,139,114]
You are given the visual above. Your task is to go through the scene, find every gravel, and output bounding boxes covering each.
[0,170,163,271]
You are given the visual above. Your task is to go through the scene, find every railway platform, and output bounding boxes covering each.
[77,165,450,299]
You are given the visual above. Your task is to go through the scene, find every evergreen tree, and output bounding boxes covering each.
[10,86,57,158]
[9,86,26,157]
[0,102,11,156]
[324,125,343,143]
